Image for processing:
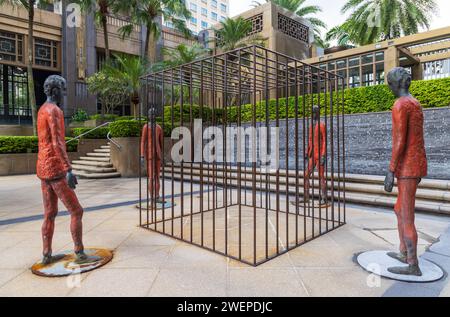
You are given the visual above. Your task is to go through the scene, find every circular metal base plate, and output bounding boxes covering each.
[290,200,332,208]
[31,248,113,277]
[135,201,176,210]
[357,250,444,283]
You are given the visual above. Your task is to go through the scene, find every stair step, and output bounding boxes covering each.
[79,156,111,162]
[100,146,111,149]
[73,170,121,179]
[86,152,110,157]
[94,149,111,153]
[72,160,113,167]
[72,164,117,173]
[160,166,450,215]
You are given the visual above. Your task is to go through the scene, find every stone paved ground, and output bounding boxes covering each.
[0,175,449,297]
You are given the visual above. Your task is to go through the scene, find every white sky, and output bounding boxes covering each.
[229,0,449,32]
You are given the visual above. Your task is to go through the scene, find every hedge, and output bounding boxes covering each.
[109,120,145,137]
[72,127,110,139]
[0,136,78,154]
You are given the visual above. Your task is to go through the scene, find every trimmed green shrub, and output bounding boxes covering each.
[72,127,110,139]
[109,120,144,137]
[0,136,78,154]
[71,109,89,122]
[89,114,119,121]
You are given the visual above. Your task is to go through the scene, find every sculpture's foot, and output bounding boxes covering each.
[42,254,66,265]
[75,251,102,265]
[319,198,328,206]
[155,198,167,205]
[388,264,422,276]
[387,251,408,264]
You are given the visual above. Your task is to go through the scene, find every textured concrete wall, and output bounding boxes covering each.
[343,106,450,180]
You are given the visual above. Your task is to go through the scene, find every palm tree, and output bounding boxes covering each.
[326,21,359,47]
[215,17,265,51]
[76,0,114,59]
[252,0,326,45]
[0,0,45,134]
[113,0,192,61]
[102,55,150,117]
[160,43,210,68]
[341,0,438,45]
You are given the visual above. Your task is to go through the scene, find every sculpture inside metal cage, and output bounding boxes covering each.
[139,45,346,266]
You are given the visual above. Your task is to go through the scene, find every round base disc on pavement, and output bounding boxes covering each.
[31,248,113,277]
[136,201,176,210]
[290,200,332,209]
[357,250,444,283]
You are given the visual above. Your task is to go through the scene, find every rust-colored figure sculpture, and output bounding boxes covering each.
[37,75,99,265]
[140,116,164,203]
[303,105,327,205]
[384,67,428,276]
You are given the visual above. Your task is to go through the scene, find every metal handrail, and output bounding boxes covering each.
[107,131,122,150]
[66,122,111,144]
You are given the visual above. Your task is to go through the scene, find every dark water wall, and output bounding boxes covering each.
[239,107,450,180]
[342,106,450,180]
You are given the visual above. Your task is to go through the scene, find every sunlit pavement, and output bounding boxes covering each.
[0,174,449,297]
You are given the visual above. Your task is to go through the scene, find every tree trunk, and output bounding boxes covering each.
[144,24,151,60]
[27,1,37,136]
[101,15,110,59]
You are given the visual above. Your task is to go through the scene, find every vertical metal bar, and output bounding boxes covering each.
[180,67,184,240]
[275,53,280,255]
[264,49,269,260]
[285,59,290,250]
[224,54,228,255]
[212,57,216,251]
[161,73,166,234]
[171,69,175,235]
[302,66,307,242]
[252,46,257,265]
[342,76,347,224]
[238,51,242,260]
[330,71,335,229]
[294,60,299,245]
[189,64,194,243]
[200,60,205,247]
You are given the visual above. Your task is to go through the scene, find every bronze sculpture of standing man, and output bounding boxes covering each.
[37,75,99,265]
[384,67,428,276]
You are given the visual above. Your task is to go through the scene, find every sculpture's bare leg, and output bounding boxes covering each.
[41,180,59,261]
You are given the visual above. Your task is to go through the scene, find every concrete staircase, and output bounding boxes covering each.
[72,143,121,179]
[162,163,450,216]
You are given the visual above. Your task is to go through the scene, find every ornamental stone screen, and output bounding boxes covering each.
[139,45,346,266]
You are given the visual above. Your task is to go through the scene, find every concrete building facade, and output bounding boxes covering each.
[177,0,230,34]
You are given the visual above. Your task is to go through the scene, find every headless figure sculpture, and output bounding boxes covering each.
[384,67,428,276]
[140,109,164,203]
[302,105,327,205]
[37,75,100,265]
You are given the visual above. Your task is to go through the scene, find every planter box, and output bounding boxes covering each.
[0,139,108,176]
[110,137,140,178]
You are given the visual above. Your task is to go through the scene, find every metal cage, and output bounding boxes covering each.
[139,45,346,266]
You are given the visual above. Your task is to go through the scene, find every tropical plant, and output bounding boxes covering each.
[102,54,150,117]
[76,0,115,59]
[160,43,210,68]
[71,109,90,122]
[215,17,265,51]
[86,70,128,114]
[113,0,192,61]
[340,0,438,45]
[326,21,359,47]
[0,0,48,135]
[252,0,326,46]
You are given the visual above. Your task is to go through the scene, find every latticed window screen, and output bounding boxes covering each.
[277,13,309,43]
[0,31,23,62]
[247,14,263,35]
[34,38,58,68]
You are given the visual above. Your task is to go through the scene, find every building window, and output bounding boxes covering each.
[277,13,309,43]
[362,53,373,64]
[201,21,208,29]
[423,59,450,80]
[191,17,197,25]
[375,63,385,85]
[34,38,58,68]
[349,67,360,88]
[362,64,374,86]
[0,31,23,63]
[348,57,360,67]
[0,65,30,121]
[211,12,218,21]
[165,21,174,28]
[375,51,384,62]
[220,16,226,21]
[212,0,217,8]
[220,3,227,13]
[201,8,207,16]
[190,3,197,12]
[336,59,346,69]
[201,0,207,3]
